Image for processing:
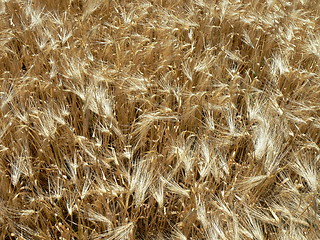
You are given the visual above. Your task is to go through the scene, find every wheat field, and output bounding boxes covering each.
[0,0,319,239]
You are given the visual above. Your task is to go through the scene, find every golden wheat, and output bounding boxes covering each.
[0,0,319,239]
